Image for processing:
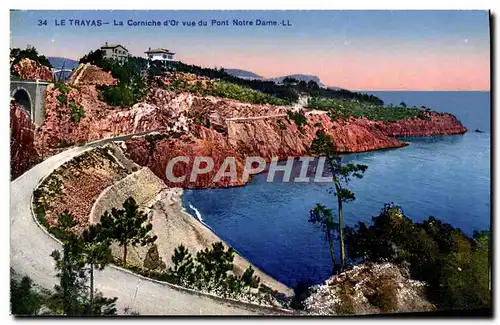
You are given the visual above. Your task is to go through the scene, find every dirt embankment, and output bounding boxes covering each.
[34,147,130,233]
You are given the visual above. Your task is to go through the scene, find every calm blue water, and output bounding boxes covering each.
[183,91,491,287]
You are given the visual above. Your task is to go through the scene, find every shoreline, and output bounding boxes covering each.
[156,186,293,295]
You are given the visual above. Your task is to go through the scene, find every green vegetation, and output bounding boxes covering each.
[55,82,72,104]
[69,100,85,123]
[79,48,384,108]
[98,83,143,107]
[207,81,289,105]
[286,110,308,131]
[10,46,52,76]
[168,243,290,304]
[10,274,49,315]
[308,97,432,122]
[165,61,384,105]
[165,77,289,106]
[98,197,157,267]
[169,243,260,297]
[50,211,117,315]
[309,130,368,272]
[80,49,149,107]
[276,119,287,130]
[344,204,491,311]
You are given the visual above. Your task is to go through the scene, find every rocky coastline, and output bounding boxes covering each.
[10,60,468,188]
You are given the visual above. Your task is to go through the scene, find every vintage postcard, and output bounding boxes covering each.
[9,10,491,316]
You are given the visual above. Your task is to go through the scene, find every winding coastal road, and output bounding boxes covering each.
[10,133,288,315]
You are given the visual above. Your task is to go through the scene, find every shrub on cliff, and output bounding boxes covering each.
[169,242,261,297]
[304,262,434,315]
[308,97,430,122]
[286,110,308,131]
[98,84,136,107]
[166,242,294,306]
[344,204,491,311]
[164,74,289,106]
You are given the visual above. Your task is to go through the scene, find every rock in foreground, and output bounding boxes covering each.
[304,262,435,315]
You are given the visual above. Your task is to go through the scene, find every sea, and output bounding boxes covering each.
[182,91,491,287]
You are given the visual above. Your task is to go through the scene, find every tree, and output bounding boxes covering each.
[10,275,45,315]
[79,49,106,66]
[309,130,368,271]
[51,211,117,315]
[399,101,407,108]
[195,242,235,290]
[81,225,112,311]
[99,197,157,267]
[309,204,339,270]
[50,211,86,315]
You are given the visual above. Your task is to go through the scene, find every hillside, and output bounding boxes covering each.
[224,68,264,80]
[225,69,329,88]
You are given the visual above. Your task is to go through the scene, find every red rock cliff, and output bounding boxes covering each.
[13,58,53,82]
[10,101,40,179]
[373,112,467,137]
[32,66,468,189]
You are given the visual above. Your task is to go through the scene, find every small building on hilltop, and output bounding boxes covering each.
[145,48,176,62]
[100,42,130,62]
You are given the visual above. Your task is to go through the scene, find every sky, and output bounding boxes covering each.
[10,10,490,91]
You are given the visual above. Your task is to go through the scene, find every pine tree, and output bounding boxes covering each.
[309,204,339,270]
[10,275,44,315]
[99,197,157,267]
[81,224,112,311]
[309,130,368,271]
[51,211,117,315]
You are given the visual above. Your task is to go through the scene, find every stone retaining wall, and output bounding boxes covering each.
[90,167,167,224]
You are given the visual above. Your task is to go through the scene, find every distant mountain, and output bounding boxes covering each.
[224,68,331,88]
[48,57,79,69]
[270,74,326,88]
[224,68,264,80]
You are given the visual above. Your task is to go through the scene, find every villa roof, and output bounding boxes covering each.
[145,48,175,55]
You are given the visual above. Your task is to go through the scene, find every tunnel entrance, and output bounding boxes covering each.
[13,88,32,116]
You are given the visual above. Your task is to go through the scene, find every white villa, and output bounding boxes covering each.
[145,48,176,62]
[100,42,129,62]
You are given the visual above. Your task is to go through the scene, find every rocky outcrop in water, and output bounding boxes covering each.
[10,101,40,179]
[374,112,467,137]
[13,58,53,81]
